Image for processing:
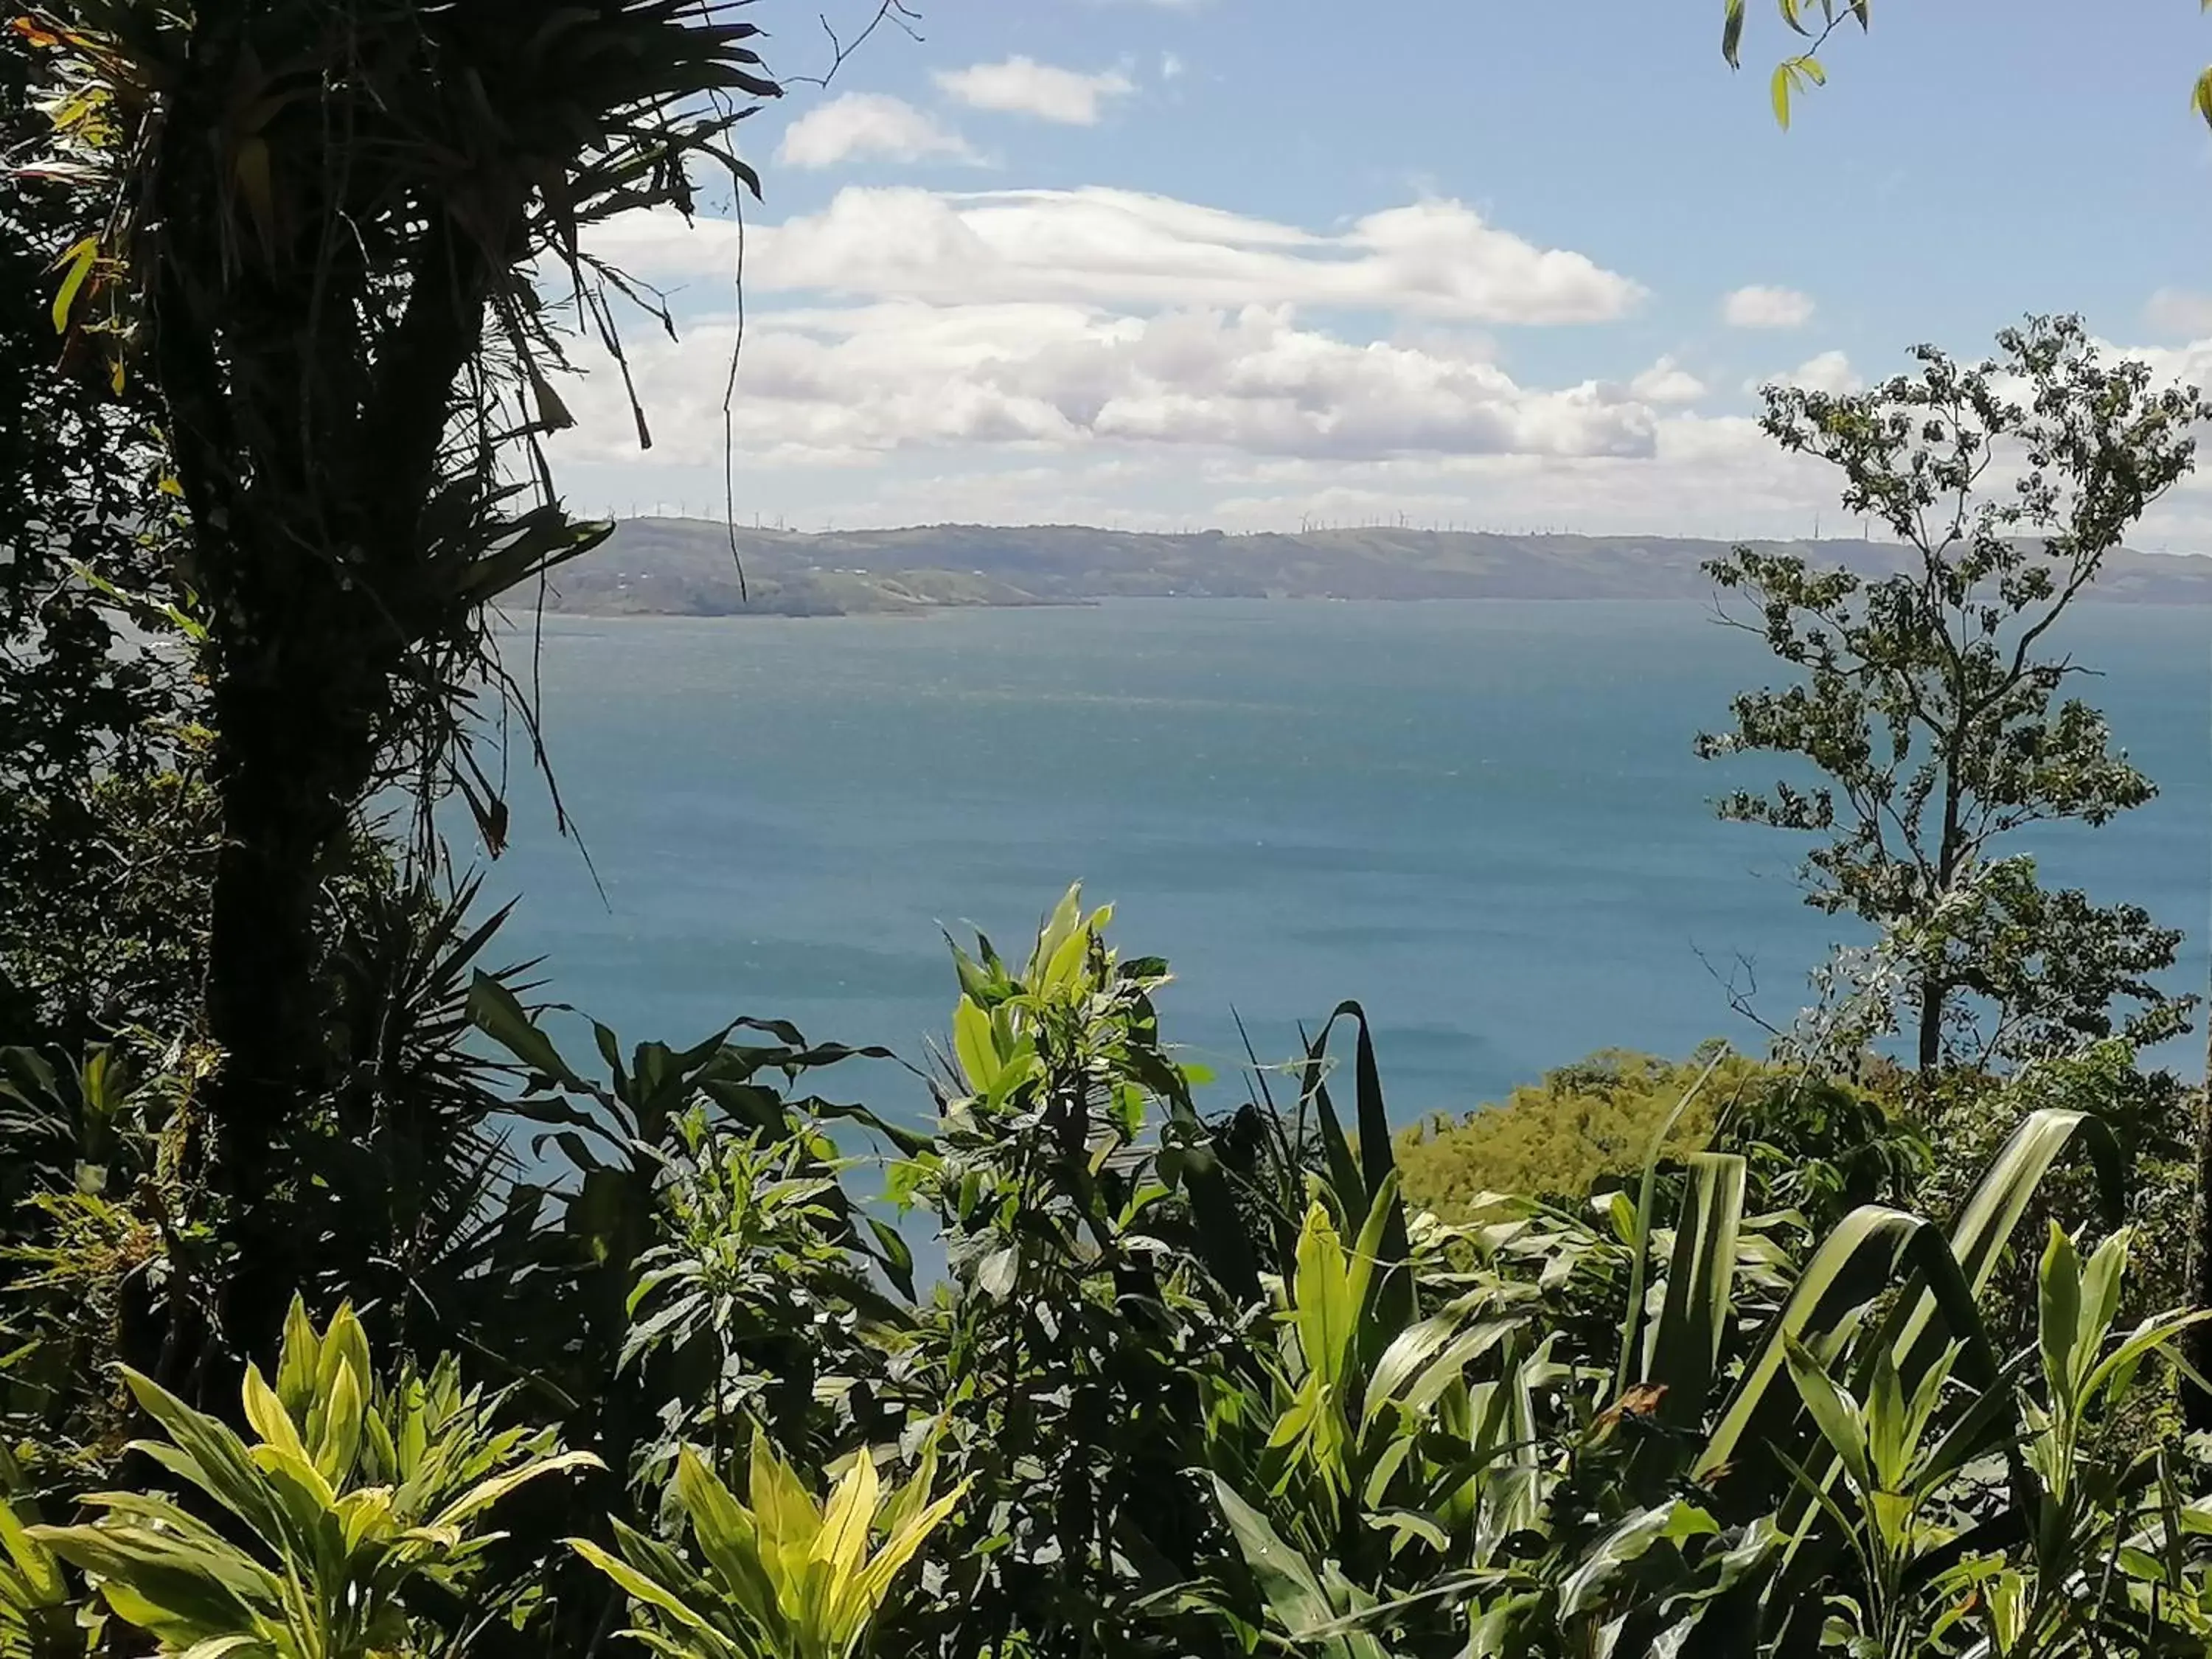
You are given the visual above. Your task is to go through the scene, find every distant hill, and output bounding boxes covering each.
[534,519,2212,616]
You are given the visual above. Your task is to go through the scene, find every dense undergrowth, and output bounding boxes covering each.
[7,888,2212,1659]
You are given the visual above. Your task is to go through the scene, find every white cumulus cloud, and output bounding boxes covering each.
[1723,285,1816,329]
[554,302,1663,468]
[2145,288,2212,339]
[775,93,976,170]
[935,57,1135,125]
[1767,350,1861,395]
[585,187,1646,325]
[1629,356,1707,405]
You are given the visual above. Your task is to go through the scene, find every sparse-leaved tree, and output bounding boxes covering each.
[1698,316,2208,1074]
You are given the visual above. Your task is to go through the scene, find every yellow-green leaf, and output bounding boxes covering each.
[813,1452,877,1582]
[1721,0,1746,68]
[313,1360,364,1489]
[51,236,95,334]
[951,995,998,1094]
[847,1478,967,1615]
[0,1498,63,1604]
[239,1368,310,1470]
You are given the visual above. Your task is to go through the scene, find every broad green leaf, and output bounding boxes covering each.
[240,1368,309,1470]
[468,972,591,1092]
[975,1246,1018,1301]
[1784,1337,1869,1492]
[425,1451,602,1532]
[2073,1228,2130,1393]
[0,1498,62,1606]
[1647,1151,1746,1425]
[1886,1109,2116,1388]
[1863,1347,1910,1492]
[2037,1221,2084,1408]
[2084,1307,2212,1406]
[1364,1315,1467,1420]
[569,1537,724,1638]
[814,1453,877,1584]
[118,1372,295,1549]
[1030,884,1085,981]
[847,1478,968,1620]
[1207,1476,1336,1640]
[1615,1051,1728,1400]
[670,1451,779,1633]
[1694,1204,1923,1485]
[1558,1502,1718,1618]
[274,1298,321,1422]
[314,1357,364,1489]
[1293,1200,1356,1388]
[32,1526,268,1632]
[951,995,998,1094]
[747,1434,820,1565]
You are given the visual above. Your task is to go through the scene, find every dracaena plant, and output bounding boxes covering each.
[0,1446,86,1659]
[30,1298,597,1659]
[1783,1222,2212,1657]
[571,1433,964,1659]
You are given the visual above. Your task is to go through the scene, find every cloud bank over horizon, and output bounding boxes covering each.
[544,46,2212,552]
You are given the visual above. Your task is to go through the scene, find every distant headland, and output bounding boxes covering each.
[538,518,2212,618]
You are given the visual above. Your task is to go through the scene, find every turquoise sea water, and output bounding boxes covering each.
[481,599,2211,1130]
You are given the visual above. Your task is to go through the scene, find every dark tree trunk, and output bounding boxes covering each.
[200,644,389,1369]
[1916,977,1944,1074]
[142,1,496,1381]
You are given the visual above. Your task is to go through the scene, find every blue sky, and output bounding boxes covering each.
[548,0,2212,546]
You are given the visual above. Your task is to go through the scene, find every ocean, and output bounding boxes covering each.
[479,599,2212,1132]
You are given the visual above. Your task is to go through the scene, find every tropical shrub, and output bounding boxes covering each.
[3,886,2207,1659]
[1393,1045,1920,1225]
[29,1298,595,1659]
[1178,1103,2212,1656]
[573,1434,964,1659]
[882,888,1256,1659]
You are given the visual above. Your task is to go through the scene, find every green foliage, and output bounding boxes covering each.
[1397,1046,1742,1211]
[886,886,1252,1658]
[467,973,914,1489]
[14,0,2199,1645]
[29,1298,596,1659]
[1720,1,2212,138]
[1700,316,2208,1072]
[572,1436,964,1659]
[1394,1046,1919,1228]
[0,1039,205,1467]
[8,0,791,1381]
[0,36,204,1057]
[1183,1096,2212,1656]
[1,884,2208,1659]
[623,1109,913,1473]
[1918,1043,2195,1379]
[0,1445,85,1659]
